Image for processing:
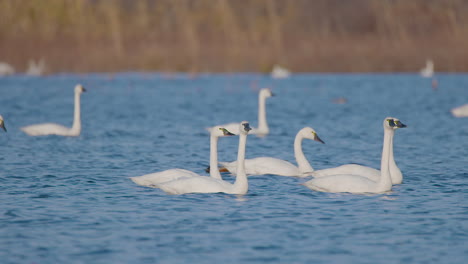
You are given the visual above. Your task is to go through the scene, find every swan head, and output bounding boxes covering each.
[211,126,236,137]
[260,88,274,98]
[0,115,6,132]
[300,127,324,144]
[384,117,407,130]
[239,121,252,135]
[75,84,86,94]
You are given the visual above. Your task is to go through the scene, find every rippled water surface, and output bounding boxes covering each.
[1,73,467,263]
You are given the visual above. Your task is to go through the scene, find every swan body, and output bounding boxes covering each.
[303,118,405,194]
[155,121,251,195]
[0,62,14,76]
[0,115,6,132]
[26,59,46,76]
[207,88,273,136]
[219,127,324,177]
[451,104,468,118]
[310,118,405,184]
[21,84,86,136]
[131,127,235,186]
[420,59,434,78]
[271,65,290,79]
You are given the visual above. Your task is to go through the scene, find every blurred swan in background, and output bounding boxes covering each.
[310,118,406,184]
[26,59,46,76]
[21,84,86,136]
[271,65,290,79]
[420,59,434,78]
[130,127,235,186]
[207,88,274,136]
[451,104,468,117]
[155,122,251,195]
[218,127,324,177]
[303,118,405,194]
[0,62,15,76]
[0,115,7,132]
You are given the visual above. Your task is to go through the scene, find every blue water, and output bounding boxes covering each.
[1,73,467,264]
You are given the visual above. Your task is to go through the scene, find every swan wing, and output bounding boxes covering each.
[220,157,299,176]
[155,176,233,195]
[21,123,71,136]
[310,164,380,181]
[303,174,384,194]
[130,169,199,186]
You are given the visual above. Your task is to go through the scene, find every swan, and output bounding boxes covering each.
[130,127,235,186]
[271,65,291,79]
[420,59,434,78]
[451,104,468,118]
[155,121,251,195]
[303,117,403,194]
[218,127,324,177]
[0,115,6,132]
[206,88,273,136]
[21,84,86,136]
[310,118,406,184]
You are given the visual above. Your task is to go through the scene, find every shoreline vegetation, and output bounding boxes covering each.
[1,0,467,74]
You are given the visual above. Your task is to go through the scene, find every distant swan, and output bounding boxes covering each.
[218,127,324,177]
[130,127,235,186]
[207,88,274,136]
[310,118,406,184]
[303,118,405,194]
[271,65,290,79]
[420,59,434,78]
[21,84,86,136]
[0,115,6,132]
[155,121,251,195]
[451,104,468,118]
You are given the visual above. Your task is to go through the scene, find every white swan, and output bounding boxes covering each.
[271,65,291,79]
[0,62,15,76]
[206,88,273,136]
[218,127,324,177]
[451,104,468,118]
[0,115,6,132]
[130,127,235,186]
[155,121,251,195]
[310,118,406,184]
[420,59,434,78]
[21,84,86,136]
[303,117,403,194]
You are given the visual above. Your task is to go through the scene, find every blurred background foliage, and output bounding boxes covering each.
[0,0,467,73]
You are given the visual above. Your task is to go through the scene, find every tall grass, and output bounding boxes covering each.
[1,0,467,73]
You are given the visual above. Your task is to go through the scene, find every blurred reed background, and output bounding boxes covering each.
[1,0,467,73]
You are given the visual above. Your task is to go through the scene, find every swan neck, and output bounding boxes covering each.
[71,92,81,132]
[378,129,393,189]
[294,134,314,173]
[388,133,402,184]
[209,135,222,180]
[233,133,248,194]
[257,94,268,132]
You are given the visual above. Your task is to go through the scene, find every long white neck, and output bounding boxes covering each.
[294,133,314,173]
[71,92,81,134]
[209,135,222,180]
[377,129,393,191]
[257,94,268,133]
[388,133,402,184]
[233,133,248,194]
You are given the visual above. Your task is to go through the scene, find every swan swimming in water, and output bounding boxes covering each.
[420,59,434,78]
[0,115,7,132]
[130,127,235,186]
[303,118,405,194]
[217,127,324,177]
[21,84,86,136]
[155,121,251,195]
[451,104,468,118]
[310,118,406,184]
[206,88,274,136]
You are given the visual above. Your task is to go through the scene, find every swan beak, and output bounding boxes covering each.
[271,92,276,96]
[0,122,6,132]
[82,88,87,92]
[219,128,235,136]
[315,134,325,144]
[243,123,252,132]
[395,121,406,128]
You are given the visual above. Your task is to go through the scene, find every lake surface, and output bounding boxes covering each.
[1,73,467,264]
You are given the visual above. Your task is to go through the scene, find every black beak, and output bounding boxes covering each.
[315,134,325,144]
[82,88,87,92]
[271,92,276,97]
[243,123,252,132]
[396,121,407,128]
[226,131,235,136]
[1,122,6,132]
